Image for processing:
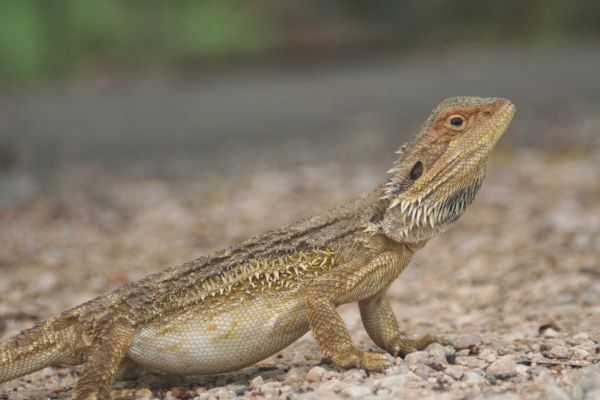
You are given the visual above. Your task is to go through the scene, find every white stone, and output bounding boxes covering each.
[404,351,429,365]
[341,384,372,398]
[445,367,464,380]
[306,366,326,383]
[464,370,486,384]
[375,374,407,390]
[548,345,571,359]
[486,355,517,379]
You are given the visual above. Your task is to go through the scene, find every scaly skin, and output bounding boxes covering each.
[0,97,515,399]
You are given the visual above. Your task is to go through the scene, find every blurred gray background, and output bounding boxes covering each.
[0,0,599,178]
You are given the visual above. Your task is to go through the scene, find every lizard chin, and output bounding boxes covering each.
[381,173,485,243]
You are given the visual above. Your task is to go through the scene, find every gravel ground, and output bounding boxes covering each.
[0,148,599,399]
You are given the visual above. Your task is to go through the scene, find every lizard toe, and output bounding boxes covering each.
[358,352,390,371]
[331,349,390,371]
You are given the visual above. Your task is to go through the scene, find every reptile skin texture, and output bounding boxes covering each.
[0,97,515,399]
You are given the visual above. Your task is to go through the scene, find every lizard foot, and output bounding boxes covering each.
[331,349,390,371]
[109,388,153,400]
[388,333,445,357]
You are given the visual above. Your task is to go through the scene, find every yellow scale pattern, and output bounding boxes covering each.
[198,246,340,303]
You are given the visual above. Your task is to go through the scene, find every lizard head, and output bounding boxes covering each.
[380,96,515,243]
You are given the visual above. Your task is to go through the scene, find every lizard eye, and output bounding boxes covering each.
[409,161,423,180]
[445,114,467,131]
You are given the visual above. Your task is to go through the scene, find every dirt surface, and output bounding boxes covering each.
[0,146,599,399]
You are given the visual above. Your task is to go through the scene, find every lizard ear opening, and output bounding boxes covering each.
[409,161,424,180]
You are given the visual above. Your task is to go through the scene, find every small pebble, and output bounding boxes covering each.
[479,348,498,363]
[515,364,529,375]
[375,374,406,389]
[306,366,326,383]
[317,378,344,394]
[166,387,186,399]
[250,375,264,389]
[542,328,560,338]
[297,393,320,400]
[445,367,464,380]
[486,355,517,379]
[548,345,571,359]
[464,370,486,384]
[341,384,372,398]
[486,394,520,400]
[261,381,281,392]
[342,368,367,381]
[572,332,590,342]
[455,356,487,369]
[427,343,448,365]
[450,335,483,349]
[323,370,342,380]
[404,351,429,365]
[411,363,434,380]
[230,385,251,396]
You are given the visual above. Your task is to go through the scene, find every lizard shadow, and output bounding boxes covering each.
[114,357,315,396]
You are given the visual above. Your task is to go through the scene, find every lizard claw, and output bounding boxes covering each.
[332,350,390,371]
[387,333,445,357]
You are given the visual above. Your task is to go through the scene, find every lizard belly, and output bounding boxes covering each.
[127,294,309,375]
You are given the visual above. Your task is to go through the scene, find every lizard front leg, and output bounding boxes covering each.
[72,317,134,400]
[306,241,411,371]
[359,288,437,357]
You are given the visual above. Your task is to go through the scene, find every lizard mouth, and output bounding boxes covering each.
[485,98,516,144]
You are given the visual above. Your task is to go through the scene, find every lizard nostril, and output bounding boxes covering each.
[483,111,492,117]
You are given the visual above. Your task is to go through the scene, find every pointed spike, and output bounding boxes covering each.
[389,198,401,209]
[400,200,410,213]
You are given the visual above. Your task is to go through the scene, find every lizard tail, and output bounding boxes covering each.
[0,315,75,383]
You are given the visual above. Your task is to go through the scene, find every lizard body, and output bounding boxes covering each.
[0,96,515,399]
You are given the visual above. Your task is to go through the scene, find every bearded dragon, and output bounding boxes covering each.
[0,96,515,399]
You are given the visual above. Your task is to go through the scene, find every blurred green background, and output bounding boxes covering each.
[1,0,600,84]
